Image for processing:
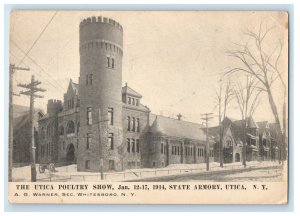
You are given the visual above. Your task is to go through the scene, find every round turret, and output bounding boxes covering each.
[78,16,124,172]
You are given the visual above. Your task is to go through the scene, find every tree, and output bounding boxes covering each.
[232,76,262,167]
[226,23,287,163]
[215,79,234,167]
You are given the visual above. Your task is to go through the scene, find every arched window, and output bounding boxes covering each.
[41,127,45,139]
[77,122,80,134]
[47,125,51,137]
[59,125,64,136]
[66,121,75,134]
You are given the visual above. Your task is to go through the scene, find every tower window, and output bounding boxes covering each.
[108,107,114,125]
[127,138,130,153]
[87,133,92,149]
[108,133,114,150]
[87,107,92,125]
[131,139,135,153]
[85,160,90,169]
[107,56,110,67]
[89,74,93,85]
[161,143,164,154]
[111,58,115,69]
[136,139,140,153]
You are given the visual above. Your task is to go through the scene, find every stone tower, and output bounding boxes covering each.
[77,16,123,172]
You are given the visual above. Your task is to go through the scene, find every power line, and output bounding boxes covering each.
[10,41,65,91]
[17,11,58,67]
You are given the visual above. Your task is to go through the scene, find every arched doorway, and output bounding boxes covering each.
[235,153,240,162]
[66,143,75,164]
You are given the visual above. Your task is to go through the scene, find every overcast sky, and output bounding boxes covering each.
[10,11,288,126]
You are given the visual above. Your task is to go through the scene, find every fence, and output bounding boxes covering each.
[36,162,282,182]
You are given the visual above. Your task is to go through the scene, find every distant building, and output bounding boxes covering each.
[13,105,44,165]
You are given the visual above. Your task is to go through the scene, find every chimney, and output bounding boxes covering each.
[177,113,182,120]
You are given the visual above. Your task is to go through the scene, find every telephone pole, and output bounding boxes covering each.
[18,75,46,182]
[9,64,30,182]
[201,113,214,171]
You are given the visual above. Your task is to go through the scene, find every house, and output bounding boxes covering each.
[12,105,44,165]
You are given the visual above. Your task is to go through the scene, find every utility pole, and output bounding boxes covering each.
[201,113,214,171]
[9,64,30,182]
[18,75,46,182]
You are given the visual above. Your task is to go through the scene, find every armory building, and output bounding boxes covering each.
[37,16,279,172]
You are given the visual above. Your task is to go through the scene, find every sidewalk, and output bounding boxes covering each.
[12,161,282,182]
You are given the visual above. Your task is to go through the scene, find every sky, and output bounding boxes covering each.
[9,11,288,126]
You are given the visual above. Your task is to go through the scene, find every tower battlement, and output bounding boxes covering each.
[80,16,123,31]
[47,99,63,114]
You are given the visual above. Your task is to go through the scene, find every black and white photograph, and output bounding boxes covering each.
[8,10,288,204]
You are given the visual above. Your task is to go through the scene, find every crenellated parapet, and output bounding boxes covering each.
[47,99,63,114]
[80,16,123,31]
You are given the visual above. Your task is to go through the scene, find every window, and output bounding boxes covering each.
[85,160,90,169]
[109,160,115,170]
[128,97,131,104]
[77,122,80,134]
[131,117,135,132]
[162,162,164,167]
[152,161,156,167]
[161,143,164,154]
[87,133,92,149]
[132,98,135,106]
[107,56,110,67]
[87,107,92,125]
[86,75,89,85]
[66,121,75,134]
[131,139,135,153]
[136,139,140,153]
[136,118,140,132]
[127,116,130,131]
[108,107,113,125]
[172,146,174,155]
[41,127,45,139]
[108,133,114,150]
[127,138,130,152]
[136,99,139,106]
[111,58,115,69]
[59,126,64,136]
[63,141,65,150]
[89,74,93,85]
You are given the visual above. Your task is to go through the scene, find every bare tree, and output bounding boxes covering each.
[226,23,287,163]
[232,76,262,167]
[215,79,234,167]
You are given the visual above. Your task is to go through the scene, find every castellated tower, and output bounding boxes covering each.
[77,16,124,172]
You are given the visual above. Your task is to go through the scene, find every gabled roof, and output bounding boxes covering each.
[148,114,206,141]
[222,116,258,142]
[68,79,79,95]
[257,121,270,135]
[122,84,142,98]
